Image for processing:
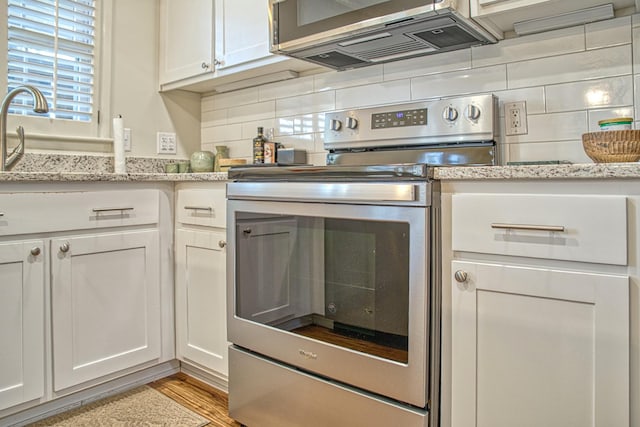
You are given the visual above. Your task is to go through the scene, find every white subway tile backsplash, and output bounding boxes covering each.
[227,101,275,124]
[546,76,633,112]
[276,91,335,117]
[241,119,277,140]
[588,107,634,131]
[202,123,242,144]
[411,65,507,100]
[335,80,411,109]
[507,140,592,164]
[586,16,631,50]
[259,75,315,101]
[314,66,383,92]
[200,15,639,165]
[472,26,585,68]
[383,49,471,81]
[275,114,326,136]
[503,111,588,144]
[202,109,227,127]
[507,45,632,89]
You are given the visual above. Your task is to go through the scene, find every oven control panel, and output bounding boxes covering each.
[324,94,497,150]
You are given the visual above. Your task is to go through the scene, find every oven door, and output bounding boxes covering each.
[227,181,435,408]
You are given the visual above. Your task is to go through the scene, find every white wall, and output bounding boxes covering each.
[201,15,640,165]
[110,0,200,159]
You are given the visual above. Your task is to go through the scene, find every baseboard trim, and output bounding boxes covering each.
[1,361,180,427]
[179,362,229,393]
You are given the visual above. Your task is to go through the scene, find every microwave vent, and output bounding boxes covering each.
[306,51,367,68]
[355,39,432,61]
[413,26,479,49]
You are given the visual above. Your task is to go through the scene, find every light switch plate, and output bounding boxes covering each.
[157,132,177,154]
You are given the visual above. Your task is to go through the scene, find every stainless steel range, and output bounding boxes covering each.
[226,94,498,427]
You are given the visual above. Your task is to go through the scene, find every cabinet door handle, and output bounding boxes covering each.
[60,242,70,253]
[454,270,468,283]
[491,223,565,232]
[184,206,213,212]
[201,62,210,69]
[30,247,41,256]
[218,240,227,248]
[0,212,4,217]
[92,207,134,213]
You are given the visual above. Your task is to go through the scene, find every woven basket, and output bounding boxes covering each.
[582,130,640,163]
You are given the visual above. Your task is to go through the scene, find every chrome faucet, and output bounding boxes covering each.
[0,85,49,171]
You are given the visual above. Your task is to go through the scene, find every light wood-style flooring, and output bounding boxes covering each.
[148,373,241,427]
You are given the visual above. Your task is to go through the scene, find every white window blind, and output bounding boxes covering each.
[7,0,96,122]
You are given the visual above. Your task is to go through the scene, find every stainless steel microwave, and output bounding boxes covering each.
[269,0,497,71]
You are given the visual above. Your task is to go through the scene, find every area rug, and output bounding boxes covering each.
[29,385,210,426]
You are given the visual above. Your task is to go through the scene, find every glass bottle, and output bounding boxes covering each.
[214,145,229,172]
[253,127,266,164]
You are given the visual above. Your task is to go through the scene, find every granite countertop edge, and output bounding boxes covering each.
[0,171,230,182]
[433,163,640,180]
[2,163,640,182]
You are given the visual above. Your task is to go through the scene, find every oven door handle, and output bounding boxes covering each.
[227,182,429,206]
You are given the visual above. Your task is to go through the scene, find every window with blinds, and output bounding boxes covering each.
[7,0,96,122]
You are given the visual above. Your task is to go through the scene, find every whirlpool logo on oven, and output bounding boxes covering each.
[298,349,318,360]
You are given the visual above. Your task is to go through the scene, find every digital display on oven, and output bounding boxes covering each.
[371,108,427,129]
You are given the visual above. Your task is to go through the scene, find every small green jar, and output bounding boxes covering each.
[190,151,215,172]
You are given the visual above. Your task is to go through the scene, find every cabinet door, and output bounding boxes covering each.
[451,260,629,427]
[51,230,161,391]
[175,228,229,376]
[214,0,273,70]
[0,241,44,411]
[159,0,214,85]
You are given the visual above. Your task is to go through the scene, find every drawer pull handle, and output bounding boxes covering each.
[184,206,213,212]
[92,207,134,213]
[30,247,41,256]
[491,223,565,232]
[0,212,4,217]
[60,242,70,253]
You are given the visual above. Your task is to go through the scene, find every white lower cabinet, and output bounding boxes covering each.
[447,189,632,427]
[0,241,45,411]
[451,260,629,427]
[51,230,161,391]
[175,183,229,378]
[0,184,170,419]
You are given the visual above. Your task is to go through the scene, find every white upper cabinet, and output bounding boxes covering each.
[159,0,214,86]
[470,0,638,37]
[214,0,276,72]
[159,0,312,92]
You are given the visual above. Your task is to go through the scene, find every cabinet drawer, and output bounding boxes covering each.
[451,194,627,265]
[176,186,226,228]
[0,190,159,236]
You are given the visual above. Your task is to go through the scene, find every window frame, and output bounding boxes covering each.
[1,0,112,142]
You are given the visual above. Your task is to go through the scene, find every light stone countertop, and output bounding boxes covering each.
[433,163,640,180]
[0,171,229,182]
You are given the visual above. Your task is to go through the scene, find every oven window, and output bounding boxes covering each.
[235,212,409,363]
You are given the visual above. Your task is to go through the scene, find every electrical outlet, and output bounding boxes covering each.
[157,132,177,154]
[123,128,132,151]
[505,101,528,136]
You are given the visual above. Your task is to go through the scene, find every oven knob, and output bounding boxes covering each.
[465,104,481,122]
[443,106,459,122]
[330,119,343,131]
[346,117,358,130]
